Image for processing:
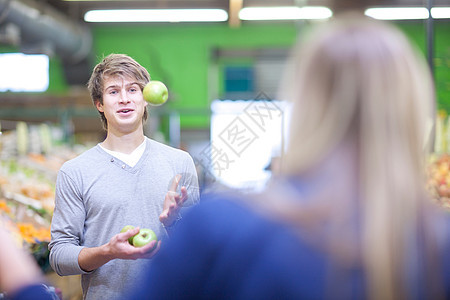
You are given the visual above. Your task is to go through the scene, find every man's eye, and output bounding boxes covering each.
[109,90,118,95]
[129,88,137,93]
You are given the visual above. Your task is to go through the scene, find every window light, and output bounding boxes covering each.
[431,7,450,19]
[0,53,49,92]
[239,6,332,21]
[365,7,429,20]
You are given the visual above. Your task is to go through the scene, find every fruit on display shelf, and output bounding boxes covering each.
[1,218,50,248]
[0,199,51,245]
[1,198,53,273]
[426,153,450,211]
[17,223,51,244]
[0,199,11,215]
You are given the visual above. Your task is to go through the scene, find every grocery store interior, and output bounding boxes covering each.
[0,0,449,299]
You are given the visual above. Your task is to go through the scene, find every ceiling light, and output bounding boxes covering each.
[239,6,332,21]
[431,7,450,19]
[84,9,228,23]
[364,7,429,20]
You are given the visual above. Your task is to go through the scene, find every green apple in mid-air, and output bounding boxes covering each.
[132,228,158,249]
[120,225,135,244]
[143,80,168,106]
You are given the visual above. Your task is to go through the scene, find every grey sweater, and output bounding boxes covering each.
[48,137,200,299]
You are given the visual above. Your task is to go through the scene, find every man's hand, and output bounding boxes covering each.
[110,227,160,259]
[159,174,188,227]
[78,227,161,272]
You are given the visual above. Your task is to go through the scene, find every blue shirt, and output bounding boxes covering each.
[130,190,450,300]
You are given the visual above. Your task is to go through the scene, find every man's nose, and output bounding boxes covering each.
[119,91,130,103]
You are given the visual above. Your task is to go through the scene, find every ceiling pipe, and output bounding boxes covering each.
[0,0,92,64]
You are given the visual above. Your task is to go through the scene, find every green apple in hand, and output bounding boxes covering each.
[120,225,135,244]
[143,81,168,106]
[132,228,158,249]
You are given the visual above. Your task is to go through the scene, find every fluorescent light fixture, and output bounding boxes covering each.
[365,7,429,20]
[84,9,228,23]
[239,6,332,21]
[431,7,450,19]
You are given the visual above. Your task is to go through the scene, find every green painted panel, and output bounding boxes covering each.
[395,21,450,112]
[435,22,450,111]
[91,23,298,128]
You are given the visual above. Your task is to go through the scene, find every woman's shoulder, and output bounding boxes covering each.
[186,191,268,231]
[179,190,325,262]
[169,191,330,298]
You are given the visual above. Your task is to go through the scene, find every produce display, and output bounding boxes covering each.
[0,122,83,275]
[0,158,55,272]
[426,153,450,211]
[427,111,450,212]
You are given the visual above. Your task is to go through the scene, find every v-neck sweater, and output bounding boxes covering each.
[48,137,199,300]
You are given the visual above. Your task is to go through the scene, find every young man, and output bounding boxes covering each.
[48,54,200,299]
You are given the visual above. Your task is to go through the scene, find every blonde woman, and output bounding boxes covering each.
[130,15,449,299]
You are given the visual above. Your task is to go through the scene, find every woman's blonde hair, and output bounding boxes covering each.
[277,14,439,299]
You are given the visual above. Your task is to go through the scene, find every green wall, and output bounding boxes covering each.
[395,21,450,112]
[90,23,298,128]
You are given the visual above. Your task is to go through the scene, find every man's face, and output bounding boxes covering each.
[96,75,148,134]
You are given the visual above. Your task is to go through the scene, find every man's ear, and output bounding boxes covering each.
[95,100,104,112]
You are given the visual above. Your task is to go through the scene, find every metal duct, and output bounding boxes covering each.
[0,0,92,64]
